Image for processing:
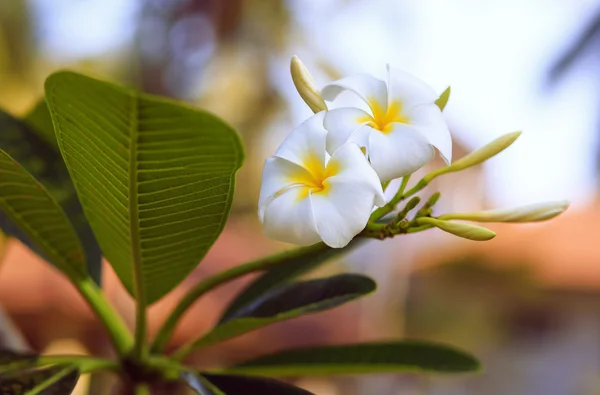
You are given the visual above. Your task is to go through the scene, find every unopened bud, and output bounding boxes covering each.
[439,200,570,223]
[290,56,327,113]
[416,217,496,241]
[435,87,451,111]
[424,131,521,182]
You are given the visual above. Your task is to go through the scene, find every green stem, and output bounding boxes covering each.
[25,366,77,395]
[369,175,416,221]
[77,277,132,356]
[150,243,329,353]
[37,355,120,374]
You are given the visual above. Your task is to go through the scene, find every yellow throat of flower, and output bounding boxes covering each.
[358,99,409,133]
[289,153,341,200]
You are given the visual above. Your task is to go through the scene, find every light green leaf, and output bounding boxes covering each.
[220,240,362,322]
[0,149,87,281]
[45,71,244,304]
[182,274,376,352]
[0,103,103,284]
[225,341,481,376]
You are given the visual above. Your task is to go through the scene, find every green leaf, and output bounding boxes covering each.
[45,71,244,304]
[220,240,362,322]
[0,350,79,395]
[0,104,103,284]
[0,149,87,281]
[225,341,481,376]
[435,86,451,111]
[23,100,59,151]
[187,274,376,350]
[182,372,314,395]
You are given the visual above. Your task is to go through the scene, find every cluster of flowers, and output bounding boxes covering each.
[258,57,568,248]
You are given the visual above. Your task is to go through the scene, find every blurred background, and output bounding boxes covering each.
[1,0,600,394]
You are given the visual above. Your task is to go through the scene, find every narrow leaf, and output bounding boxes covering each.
[225,341,481,376]
[0,105,102,284]
[189,274,376,350]
[182,372,314,395]
[220,240,362,322]
[0,350,79,395]
[0,150,87,281]
[45,71,244,304]
[1,366,78,395]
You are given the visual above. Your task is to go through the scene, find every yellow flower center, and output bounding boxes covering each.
[288,153,341,200]
[357,99,409,134]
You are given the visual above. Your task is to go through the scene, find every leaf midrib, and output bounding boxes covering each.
[129,93,147,358]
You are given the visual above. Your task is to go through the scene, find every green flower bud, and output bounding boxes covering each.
[416,217,496,241]
[424,131,521,182]
[290,56,327,113]
[435,86,451,111]
[439,200,570,223]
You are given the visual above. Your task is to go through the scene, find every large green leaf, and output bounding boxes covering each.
[0,104,102,283]
[182,372,313,395]
[224,341,481,376]
[0,149,87,281]
[185,274,376,351]
[220,240,362,322]
[45,71,244,304]
[0,350,79,395]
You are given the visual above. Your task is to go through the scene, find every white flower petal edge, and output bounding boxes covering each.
[258,113,385,248]
[322,66,452,181]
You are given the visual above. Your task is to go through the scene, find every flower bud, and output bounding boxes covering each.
[424,131,521,182]
[290,56,327,113]
[416,217,496,241]
[435,86,451,111]
[439,200,570,223]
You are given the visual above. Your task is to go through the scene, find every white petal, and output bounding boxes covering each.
[258,157,314,222]
[324,107,371,154]
[325,143,385,207]
[368,124,434,181]
[321,74,388,113]
[261,187,321,246]
[311,146,383,248]
[408,104,452,164]
[387,66,438,109]
[273,111,327,169]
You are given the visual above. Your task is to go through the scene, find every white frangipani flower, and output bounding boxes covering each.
[322,66,452,181]
[259,112,385,248]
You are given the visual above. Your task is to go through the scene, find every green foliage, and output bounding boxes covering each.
[0,70,485,394]
[183,372,314,395]
[0,106,102,283]
[220,240,362,322]
[0,350,79,395]
[180,274,376,352]
[45,71,244,304]
[225,341,480,376]
[0,149,87,281]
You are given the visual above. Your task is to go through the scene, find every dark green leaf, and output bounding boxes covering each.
[191,274,375,350]
[0,104,102,284]
[45,71,244,304]
[0,150,87,281]
[225,341,481,376]
[0,350,79,395]
[220,240,362,322]
[182,372,313,395]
